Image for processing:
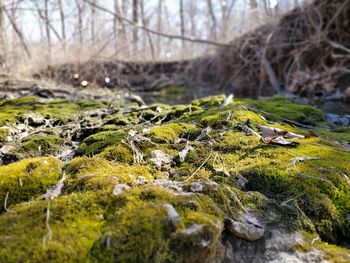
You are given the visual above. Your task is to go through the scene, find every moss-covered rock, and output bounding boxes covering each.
[77,130,127,156]
[16,132,65,157]
[0,94,349,262]
[147,123,201,143]
[0,157,62,212]
[64,157,155,193]
[90,186,224,262]
[0,192,105,262]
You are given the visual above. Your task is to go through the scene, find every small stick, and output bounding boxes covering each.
[43,201,52,249]
[3,192,15,213]
[184,150,213,182]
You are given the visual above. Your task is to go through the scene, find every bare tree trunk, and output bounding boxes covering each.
[249,0,259,28]
[75,0,83,45]
[0,0,4,50]
[3,7,31,58]
[179,0,185,58]
[140,0,155,60]
[132,0,138,53]
[156,0,162,58]
[0,0,6,70]
[220,0,236,40]
[58,0,66,51]
[114,0,128,54]
[44,0,51,60]
[206,0,217,40]
[91,0,96,45]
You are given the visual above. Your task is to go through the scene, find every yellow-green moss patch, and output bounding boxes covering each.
[0,157,62,212]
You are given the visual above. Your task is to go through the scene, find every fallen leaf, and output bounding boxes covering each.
[259,125,305,139]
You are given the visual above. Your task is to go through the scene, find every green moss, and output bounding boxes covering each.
[15,132,65,157]
[0,127,9,143]
[216,131,260,153]
[97,144,134,164]
[191,95,226,108]
[90,186,223,262]
[98,124,120,132]
[105,114,133,126]
[244,96,325,126]
[0,157,62,212]
[77,130,127,156]
[0,94,349,260]
[147,123,200,143]
[64,157,154,193]
[0,96,105,126]
[0,192,105,262]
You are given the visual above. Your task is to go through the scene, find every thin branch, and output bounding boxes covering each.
[82,0,230,48]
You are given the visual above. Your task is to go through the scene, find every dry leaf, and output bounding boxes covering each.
[259,125,305,139]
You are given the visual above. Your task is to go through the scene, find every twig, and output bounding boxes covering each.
[42,201,52,249]
[4,192,15,213]
[184,150,213,182]
[245,106,314,129]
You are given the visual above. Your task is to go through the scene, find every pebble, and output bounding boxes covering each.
[163,204,182,229]
[112,184,130,195]
[225,214,265,241]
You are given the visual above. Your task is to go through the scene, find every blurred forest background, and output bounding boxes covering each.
[0,0,310,74]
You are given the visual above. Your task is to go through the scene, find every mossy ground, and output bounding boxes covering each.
[0,95,349,262]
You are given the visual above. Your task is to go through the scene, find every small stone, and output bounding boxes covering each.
[161,171,170,178]
[154,179,183,192]
[183,224,204,235]
[225,218,265,241]
[190,181,218,193]
[163,204,182,229]
[181,224,211,248]
[150,150,173,168]
[16,124,26,131]
[135,176,148,186]
[112,184,130,195]
[81,80,89,87]
[0,145,15,154]
[318,167,327,173]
